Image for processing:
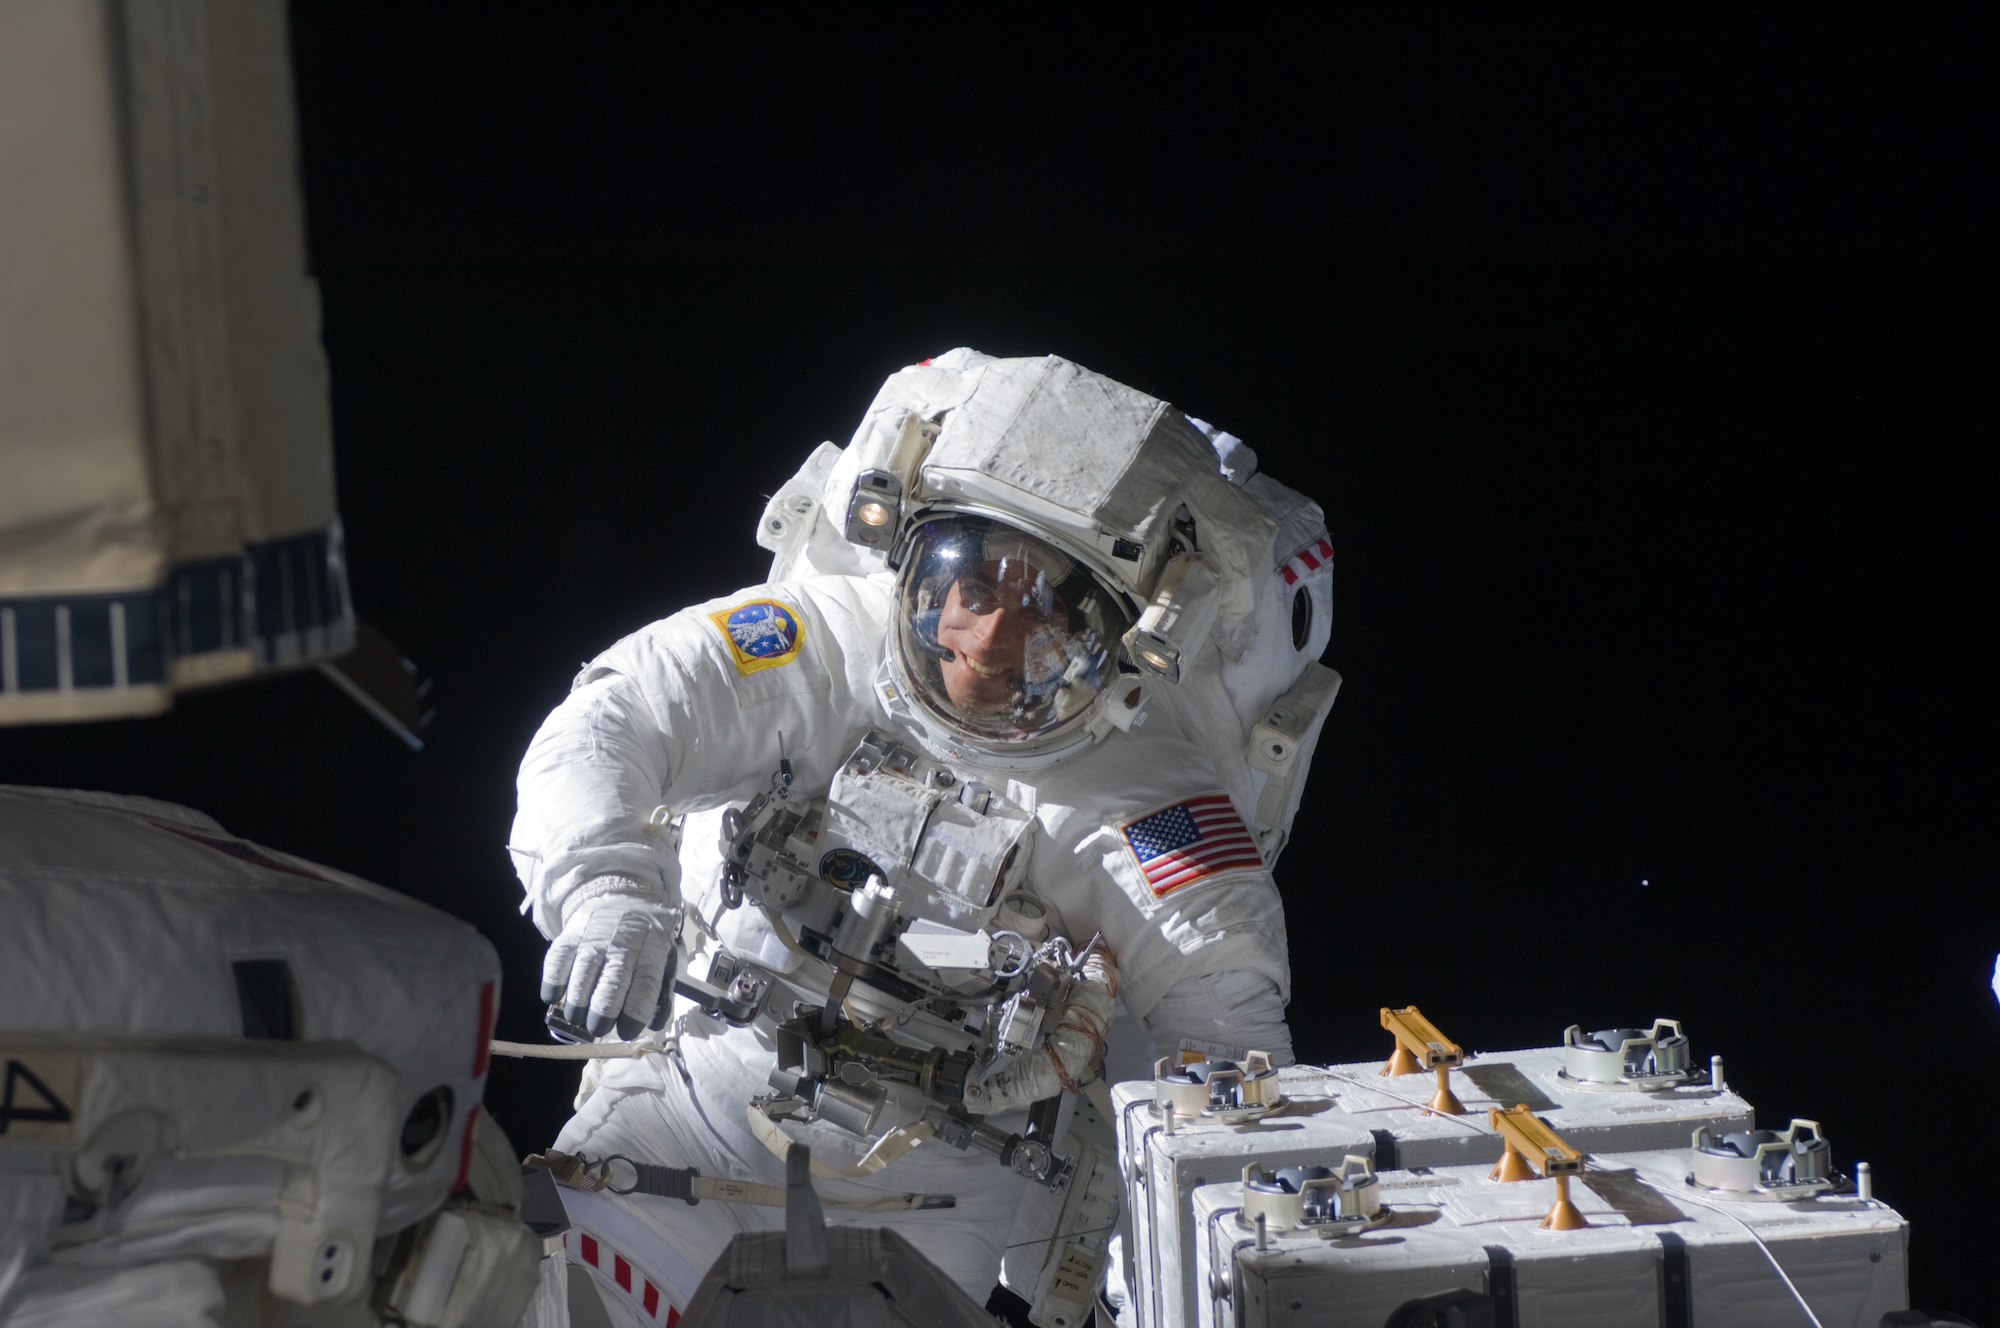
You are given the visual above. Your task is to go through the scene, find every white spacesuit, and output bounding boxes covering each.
[509,350,1339,1326]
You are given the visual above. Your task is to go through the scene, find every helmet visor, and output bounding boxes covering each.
[895,516,1133,746]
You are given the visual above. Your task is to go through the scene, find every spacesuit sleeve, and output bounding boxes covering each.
[510,576,890,938]
[510,673,681,937]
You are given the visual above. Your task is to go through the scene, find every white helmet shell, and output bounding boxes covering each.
[798,353,1271,767]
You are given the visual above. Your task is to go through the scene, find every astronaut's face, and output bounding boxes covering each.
[893,514,1131,750]
[935,559,1069,714]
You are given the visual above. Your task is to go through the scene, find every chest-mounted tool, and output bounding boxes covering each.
[713,732,1113,1198]
[719,730,1035,945]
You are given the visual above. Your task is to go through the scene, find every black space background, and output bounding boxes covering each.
[2,9,1994,1314]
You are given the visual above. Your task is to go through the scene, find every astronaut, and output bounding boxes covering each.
[509,350,1339,1324]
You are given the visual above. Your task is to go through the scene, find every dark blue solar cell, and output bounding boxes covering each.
[123,594,166,684]
[67,601,113,687]
[173,557,239,656]
[9,601,58,690]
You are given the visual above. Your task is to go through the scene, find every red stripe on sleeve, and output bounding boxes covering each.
[471,979,496,1078]
[450,1103,480,1192]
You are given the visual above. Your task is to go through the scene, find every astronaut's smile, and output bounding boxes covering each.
[934,563,1065,713]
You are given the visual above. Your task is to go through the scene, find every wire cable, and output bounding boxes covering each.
[1592,1161,1826,1328]
[1321,1071,1494,1134]
[1006,1224,1118,1252]
[489,1038,651,1060]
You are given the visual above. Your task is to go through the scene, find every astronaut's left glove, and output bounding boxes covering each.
[540,878,679,1039]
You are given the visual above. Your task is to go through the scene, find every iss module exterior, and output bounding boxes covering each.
[0,787,544,1326]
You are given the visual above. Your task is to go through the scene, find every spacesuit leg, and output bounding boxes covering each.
[513,1249,573,1328]
[550,1059,764,1322]
[551,1031,1035,1310]
[680,1021,1037,1295]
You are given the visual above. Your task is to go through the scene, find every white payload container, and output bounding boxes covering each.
[1188,1148,1907,1327]
[1113,1047,1756,1328]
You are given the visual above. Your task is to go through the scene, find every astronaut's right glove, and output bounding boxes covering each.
[540,878,679,1040]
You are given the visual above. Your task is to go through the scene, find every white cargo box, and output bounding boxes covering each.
[1189,1149,1906,1327]
[1113,1048,1755,1328]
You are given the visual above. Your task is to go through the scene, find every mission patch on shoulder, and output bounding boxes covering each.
[706,598,805,676]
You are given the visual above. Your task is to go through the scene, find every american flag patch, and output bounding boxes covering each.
[1120,793,1265,897]
[1280,534,1334,586]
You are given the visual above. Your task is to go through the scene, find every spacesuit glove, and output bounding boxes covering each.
[540,885,680,1039]
[975,944,1120,1113]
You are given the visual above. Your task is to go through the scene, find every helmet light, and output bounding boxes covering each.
[844,469,903,550]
